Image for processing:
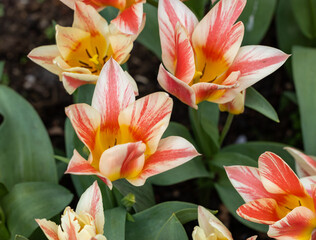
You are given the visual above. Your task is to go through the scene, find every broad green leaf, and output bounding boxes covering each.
[0,183,8,199]
[0,206,10,240]
[137,3,161,58]
[14,236,28,240]
[126,202,197,240]
[290,0,316,39]
[245,87,279,122]
[292,46,316,155]
[74,84,95,104]
[276,0,316,55]
[184,0,208,20]
[162,122,196,146]
[0,61,4,79]
[1,182,73,240]
[100,6,119,22]
[104,207,126,240]
[155,214,188,240]
[211,152,268,232]
[0,86,57,190]
[238,0,277,45]
[114,179,155,212]
[222,141,295,170]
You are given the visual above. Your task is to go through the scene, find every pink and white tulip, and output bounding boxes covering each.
[28,2,134,94]
[157,0,289,114]
[65,58,199,189]
[59,0,146,35]
[225,151,316,239]
[36,181,107,240]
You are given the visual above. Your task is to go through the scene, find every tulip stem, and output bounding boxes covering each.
[147,0,158,7]
[219,113,234,146]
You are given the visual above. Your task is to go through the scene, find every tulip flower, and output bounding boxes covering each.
[65,58,199,189]
[157,0,289,114]
[59,0,146,35]
[28,2,134,94]
[36,181,107,240]
[285,147,316,178]
[225,151,316,239]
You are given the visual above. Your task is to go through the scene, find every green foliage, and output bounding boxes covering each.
[1,182,72,240]
[104,207,127,240]
[292,46,316,155]
[184,0,209,20]
[245,87,279,122]
[155,214,188,240]
[0,86,57,190]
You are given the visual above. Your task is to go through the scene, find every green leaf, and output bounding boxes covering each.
[100,6,119,22]
[291,0,316,39]
[14,236,29,240]
[211,152,268,232]
[104,207,127,240]
[1,182,73,240]
[292,46,316,155]
[74,84,95,104]
[222,141,295,170]
[245,87,279,122]
[162,122,196,146]
[0,206,10,240]
[125,202,197,240]
[184,0,208,20]
[137,3,161,58]
[0,86,57,190]
[0,61,4,79]
[0,183,8,199]
[155,214,188,240]
[114,179,155,212]
[238,0,277,45]
[276,0,316,55]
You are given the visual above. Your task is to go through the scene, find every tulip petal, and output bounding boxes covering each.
[73,2,109,37]
[174,22,195,83]
[228,46,289,91]
[28,45,61,75]
[247,236,257,240]
[62,72,98,94]
[225,166,276,203]
[65,103,101,152]
[259,152,307,197]
[99,142,146,182]
[107,33,133,64]
[36,219,59,240]
[157,64,197,109]
[66,149,113,189]
[128,136,199,186]
[111,3,144,35]
[285,147,316,178]
[118,92,172,154]
[76,181,104,234]
[91,58,136,133]
[158,0,198,73]
[219,90,245,114]
[300,176,316,197]
[198,206,233,240]
[59,207,80,240]
[192,0,246,73]
[268,206,316,240]
[237,198,280,225]
[192,71,240,104]
[59,0,76,9]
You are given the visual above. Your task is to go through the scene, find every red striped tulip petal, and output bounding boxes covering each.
[174,22,195,83]
[268,206,316,240]
[128,136,200,186]
[227,46,289,92]
[73,2,109,37]
[66,150,113,189]
[259,152,307,197]
[118,92,173,154]
[91,58,136,132]
[285,147,316,178]
[158,0,198,73]
[192,0,246,69]
[99,141,146,182]
[157,64,197,109]
[247,236,257,240]
[62,72,98,94]
[59,207,80,240]
[111,2,144,35]
[225,166,275,203]
[218,90,245,114]
[35,219,59,240]
[237,198,280,225]
[75,181,104,235]
[300,176,316,197]
[27,45,61,75]
[65,103,101,152]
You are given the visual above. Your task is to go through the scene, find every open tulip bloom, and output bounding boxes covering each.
[225,151,316,239]
[36,181,107,240]
[59,0,146,35]
[157,0,289,113]
[28,2,134,94]
[65,58,199,189]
